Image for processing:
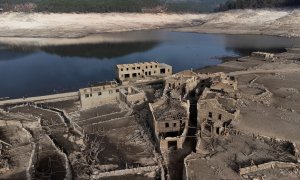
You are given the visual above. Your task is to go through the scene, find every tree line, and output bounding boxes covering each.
[0,0,161,13]
[0,0,225,13]
[216,0,300,11]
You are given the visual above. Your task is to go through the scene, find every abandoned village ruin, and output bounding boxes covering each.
[0,51,300,179]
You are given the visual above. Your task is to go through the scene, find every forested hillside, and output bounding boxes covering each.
[165,0,227,12]
[0,0,161,12]
[0,0,227,13]
[217,0,300,11]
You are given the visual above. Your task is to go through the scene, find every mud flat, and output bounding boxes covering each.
[1,9,300,46]
[0,13,204,38]
[175,9,300,38]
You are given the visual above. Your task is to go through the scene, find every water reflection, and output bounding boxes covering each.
[42,41,160,59]
[0,46,32,61]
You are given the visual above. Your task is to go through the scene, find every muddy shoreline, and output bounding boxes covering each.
[1,9,300,46]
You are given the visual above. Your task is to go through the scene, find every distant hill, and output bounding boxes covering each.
[0,0,161,12]
[0,0,227,13]
[3,0,299,13]
[216,0,300,11]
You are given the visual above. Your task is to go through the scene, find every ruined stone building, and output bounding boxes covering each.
[164,70,198,98]
[195,73,239,139]
[116,62,172,84]
[164,70,198,90]
[79,81,146,110]
[251,52,275,59]
[148,98,189,152]
[119,86,146,107]
[79,81,119,109]
[163,70,213,100]
[209,72,237,94]
[163,71,237,100]
[80,61,173,109]
[197,88,239,138]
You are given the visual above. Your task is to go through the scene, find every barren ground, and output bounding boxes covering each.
[0,96,159,179]
[197,50,300,147]
[1,9,300,46]
[185,133,299,180]
[176,9,300,38]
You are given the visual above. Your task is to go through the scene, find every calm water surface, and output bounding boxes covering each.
[1,31,300,98]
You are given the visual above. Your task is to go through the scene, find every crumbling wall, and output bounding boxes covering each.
[185,76,198,93]
[229,129,300,161]
[182,154,189,180]
[90,165,159,179]
[241,83,272,105]
[0,92,79,106]
[160,134,187,151]
[239,161,298,175]
[80,90,119,110]
[116,62,172,83]
[147,103,156,136]
[198,101,237,126]
[124,92,146,107]
[81,85,146,109]
[148,99,190,153]
[207,73,238,95]
[251,52,274,59]
[293,142,300,162]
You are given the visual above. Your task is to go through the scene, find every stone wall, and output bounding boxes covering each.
[119,87,146,107]
[229,129,300,162]
[197,98,238,129]
[185,76,199,93]
[126,93,145,105]
[80,88,119,110]
[0,92,79,106]
[239,161,298,175]
[251,52,274,59]
[90,165,159,179]
[293,142,300,162]
[81,85,146,110]
[241,83,272,105]
[116,62,172,83]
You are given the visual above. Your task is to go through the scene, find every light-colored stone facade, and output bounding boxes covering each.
[79,81,119,109]
[119,86,146,107]
[80,61,173,110]
[239,161,298,175]
[116,61,172,83]
[197,88,239,137]
[209,72,237,94]
[251,51,274,59]
[164,70,200,99]
[149,98,189,152]
[79,81,146,110]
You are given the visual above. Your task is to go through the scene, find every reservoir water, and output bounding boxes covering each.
[1,31,300,98]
